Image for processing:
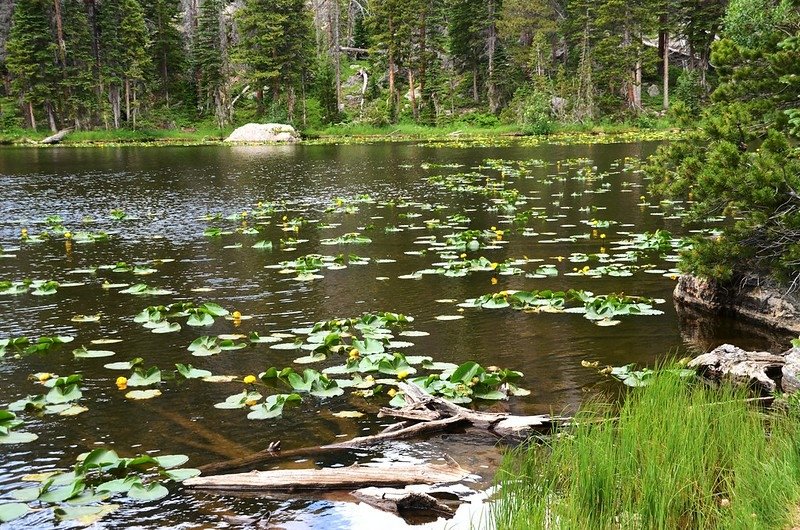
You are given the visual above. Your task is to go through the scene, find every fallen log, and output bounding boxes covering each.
[41,128,72,144]
[379,383,566,442]
[352,487,456,516]
[689,343,793,393]
[199,383,565,476]
[184,460,469,492]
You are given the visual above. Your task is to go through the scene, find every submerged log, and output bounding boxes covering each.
[198,414,467,476]
[40,128,72,144]
[199,383,565,476]
[184,460,469,492]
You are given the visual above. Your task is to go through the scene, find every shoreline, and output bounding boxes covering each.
[0,125,687,148]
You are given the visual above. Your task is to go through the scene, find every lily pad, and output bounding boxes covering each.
[124,389,162,400]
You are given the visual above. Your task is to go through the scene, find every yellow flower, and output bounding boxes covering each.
[63,231,72,239]
[491,277,498,285]
[243,375,257,384]
[387,388,397,398]
[116,376,128,390]
[397,370,409,381]
[349,348,360,359]
[245,399,258,407]
[599,233,606,239]
[37,372,53,382]
[490,226,497,231]
[555,256,564,262]
[232,310,242,319]
[582,265,590,272]
[21,228,28,238]
[241,211,248,218]
[460,253,467,259]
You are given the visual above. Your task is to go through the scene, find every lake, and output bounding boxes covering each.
[0,141,771,528]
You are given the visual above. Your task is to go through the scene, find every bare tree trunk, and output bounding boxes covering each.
[110,86,120,129]
[333,0,342,110]
[46,101,57,132]
[388,17,396,111]
[472,67,478,102]
[486,0,499,113]
[634,56,642,110]
[408,70,418,120]
[53,0,66,69]
[125,79,131,127]
[132,87,137,130]
[28,101,37,131]
[663,30,669,110]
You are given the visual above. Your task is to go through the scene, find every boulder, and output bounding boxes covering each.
[647,84,660,98]
[224,123,298,143]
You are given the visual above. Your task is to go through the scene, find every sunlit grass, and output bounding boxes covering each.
[493,370,800,530]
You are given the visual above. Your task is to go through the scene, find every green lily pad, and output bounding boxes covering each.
[0,502,29,523]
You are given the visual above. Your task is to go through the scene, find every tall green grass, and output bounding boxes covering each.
[493,372,800,529]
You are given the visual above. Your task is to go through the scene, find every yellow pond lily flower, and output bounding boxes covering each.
[116,376,128,390]
[243,374,257,384]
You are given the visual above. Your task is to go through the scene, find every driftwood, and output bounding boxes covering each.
[41,128,72,144]
[184,460,468,492]
[379,383,565,441]
[689,343,800,394]
[199,383,564,477]
[352,487,456,516]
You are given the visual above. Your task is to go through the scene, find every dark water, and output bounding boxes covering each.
[0,142,777,529]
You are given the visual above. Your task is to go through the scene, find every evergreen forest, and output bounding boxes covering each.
[0,0,734,133]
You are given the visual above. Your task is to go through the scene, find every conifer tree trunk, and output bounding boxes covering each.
[663,30,669,110]
[28,101,37,131]
[486,0,498,113]
[125,78,131,126]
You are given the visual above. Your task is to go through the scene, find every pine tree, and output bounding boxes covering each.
[448,0,487,104]
[6,0,58,130]
[97,0,150,128]
[141,0,185,104]
[193,0,229,127]
[62,0,97,128]
[235,0,313,118]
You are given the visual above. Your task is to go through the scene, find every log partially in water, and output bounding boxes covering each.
[40,128,72,144]
[184,460,469,492]
[379,383,566,442]
[198,383,566,477]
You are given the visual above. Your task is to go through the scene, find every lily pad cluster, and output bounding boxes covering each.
[461,289,665,326]
[0,448,199,524]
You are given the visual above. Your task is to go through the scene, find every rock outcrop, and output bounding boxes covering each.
[224,123,298,143]
[674,275,800,336]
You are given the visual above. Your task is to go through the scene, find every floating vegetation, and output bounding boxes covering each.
[1,448,199,524]
[0,143,712,526]
[462,290,665,325]
[0,335,74,357]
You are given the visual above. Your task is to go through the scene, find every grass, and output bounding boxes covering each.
[493,370,800,530]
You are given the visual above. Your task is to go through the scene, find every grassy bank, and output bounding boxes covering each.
[0,118,683,147]
[493,371,800,530]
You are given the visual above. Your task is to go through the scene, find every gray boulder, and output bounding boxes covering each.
[648,84,660,98]
[225,123,298,143]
